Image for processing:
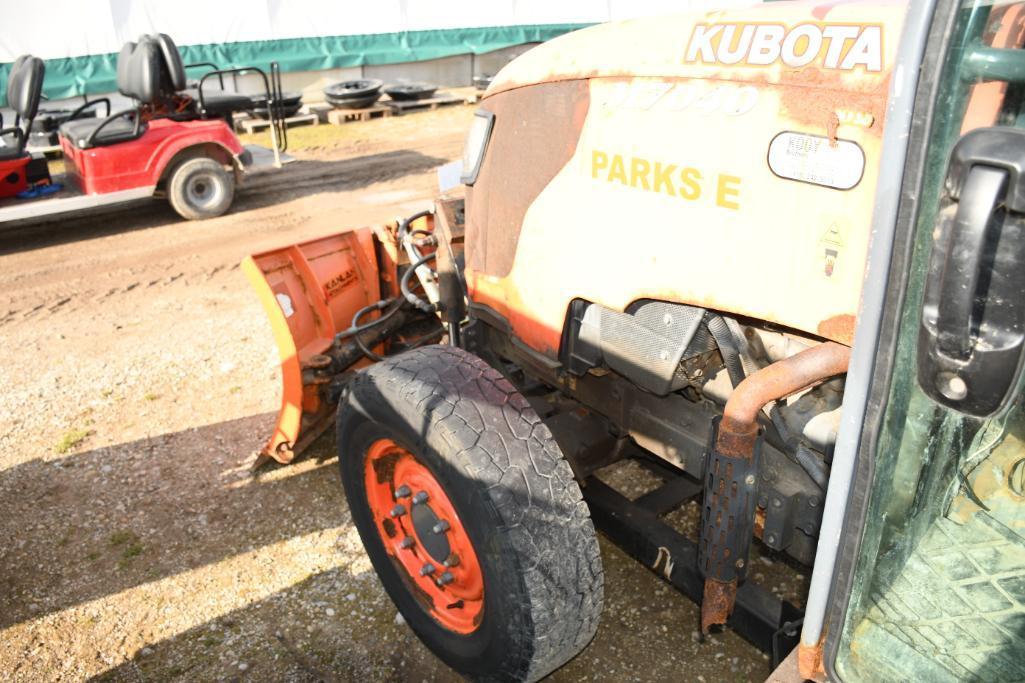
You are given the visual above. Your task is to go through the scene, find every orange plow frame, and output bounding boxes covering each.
[242,228,383,463]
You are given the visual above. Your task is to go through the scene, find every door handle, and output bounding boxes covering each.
[919,127,1025,417]
[933,165,1007,359]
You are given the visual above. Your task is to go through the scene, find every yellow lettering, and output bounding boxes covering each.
[608,154,628,184]
[591,150,609,179]
[653,162,677,196]
[680,167,702,200]
[716,174,741,209]
[630,157,651,190]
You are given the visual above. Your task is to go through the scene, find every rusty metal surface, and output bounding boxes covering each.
[718,342,852,456]
[701,577,738,633]
[702,342,851,632]
[770,642,827,683]
[797,639,827,680]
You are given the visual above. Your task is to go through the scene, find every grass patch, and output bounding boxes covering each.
[144,392,160,401]
[111,530,144,567]
[55,427,92,454]
[109,530,137,547]
[229,385,242,394]
[86,551,100,561]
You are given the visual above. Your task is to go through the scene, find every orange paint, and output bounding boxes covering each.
[364,439,485,633]
[242,228,380,462]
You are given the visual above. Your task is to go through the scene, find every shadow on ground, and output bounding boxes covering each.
[0,413,346,630]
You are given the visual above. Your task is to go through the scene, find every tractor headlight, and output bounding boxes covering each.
[460,109,495,186]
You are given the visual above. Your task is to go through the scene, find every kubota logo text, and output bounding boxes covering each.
[685,23,883,72]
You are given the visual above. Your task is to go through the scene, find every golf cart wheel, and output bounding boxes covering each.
[337,345,604,682]
[167,157,235,220]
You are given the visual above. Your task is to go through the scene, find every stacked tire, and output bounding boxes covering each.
[250,91,303,120]
[324,79,383,109]
[383,82,437,101]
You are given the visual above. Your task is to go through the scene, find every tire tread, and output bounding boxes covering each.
[345,345,603,682]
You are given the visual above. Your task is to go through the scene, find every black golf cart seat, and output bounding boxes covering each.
[151,34,254,118]
[58,40,156,149]
[0,55,44,161]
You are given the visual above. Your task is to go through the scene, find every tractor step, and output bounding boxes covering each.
[582,454,803,667]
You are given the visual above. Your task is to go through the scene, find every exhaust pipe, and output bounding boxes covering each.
[699,341,850,632]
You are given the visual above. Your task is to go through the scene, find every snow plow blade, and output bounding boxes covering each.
[242,228,387,464]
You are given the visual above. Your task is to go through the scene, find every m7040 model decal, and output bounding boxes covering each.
[685,23,883,72]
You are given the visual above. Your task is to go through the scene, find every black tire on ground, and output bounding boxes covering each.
[337,345,604,683]
[167,157,235,221]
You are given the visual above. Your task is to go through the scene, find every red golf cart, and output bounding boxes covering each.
[0,34,290,225]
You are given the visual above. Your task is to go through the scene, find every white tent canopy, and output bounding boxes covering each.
[1,0,755,62]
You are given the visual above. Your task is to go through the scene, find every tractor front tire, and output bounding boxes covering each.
[167,157,235,220]
[337,345,604,682]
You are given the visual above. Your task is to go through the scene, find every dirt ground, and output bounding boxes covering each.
[0,106,800,682]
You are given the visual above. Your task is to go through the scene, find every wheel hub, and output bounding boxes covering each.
[364,439,484,633]
[409,495,452,563]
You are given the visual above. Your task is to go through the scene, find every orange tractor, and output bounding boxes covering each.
[244,1,1025,680]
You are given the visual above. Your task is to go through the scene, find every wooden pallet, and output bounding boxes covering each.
[384,93,466,115]
[237,112,319,134]
[326,104,393,125]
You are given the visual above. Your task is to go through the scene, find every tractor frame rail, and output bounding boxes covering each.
[582,451,804,667]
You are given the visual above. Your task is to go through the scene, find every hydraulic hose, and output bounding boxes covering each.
[707,314,746,387]
[349,302,399,362]
[795,443,830,491]
[401,251,438,313]
[398,209,433,260]
[335,298,402,342]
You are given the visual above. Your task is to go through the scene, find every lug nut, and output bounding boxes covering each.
[444,554,460,568]
[436,571,454,586]
[394,485,411,499]
[390,504,406,518]
[412,491,429,505]
[432,520,450,534]
[419,563,436,577]
[399,536,414,549]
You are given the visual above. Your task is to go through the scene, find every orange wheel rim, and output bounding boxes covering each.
[364,438,485,634]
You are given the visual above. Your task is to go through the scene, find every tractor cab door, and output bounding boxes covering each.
[818,1,1025,680]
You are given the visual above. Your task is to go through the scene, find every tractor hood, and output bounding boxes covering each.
[487,2,903,100]
[464,1,910,355]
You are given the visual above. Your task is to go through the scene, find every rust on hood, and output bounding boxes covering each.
[817,314,857,345]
